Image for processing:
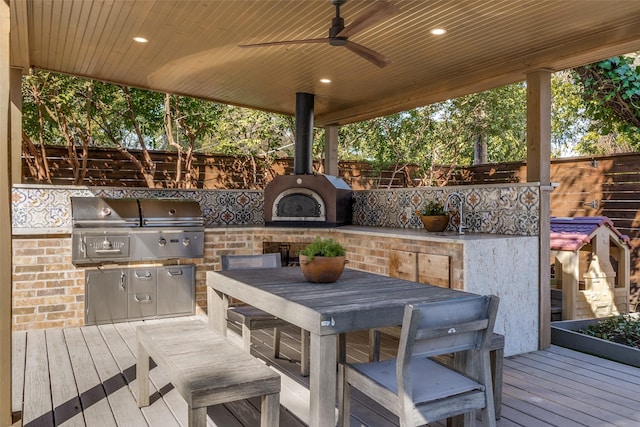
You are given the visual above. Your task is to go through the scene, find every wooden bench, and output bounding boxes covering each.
[136,320,281,427]
[370,327,505,419]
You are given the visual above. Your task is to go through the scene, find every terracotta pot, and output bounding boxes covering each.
[417,211,449,232]
[299,254,347,283]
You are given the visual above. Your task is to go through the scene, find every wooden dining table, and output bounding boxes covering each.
[206,266,476,427]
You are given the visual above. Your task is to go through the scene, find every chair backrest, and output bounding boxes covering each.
[221,253,282,271]
[398,295,499,360]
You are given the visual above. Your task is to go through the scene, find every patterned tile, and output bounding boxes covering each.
[353,185,540,235]
[11,184,540,235]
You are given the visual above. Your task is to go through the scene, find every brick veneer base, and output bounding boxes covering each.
[12,227,464,331]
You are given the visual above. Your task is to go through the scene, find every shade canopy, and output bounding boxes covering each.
[10,0,640,126]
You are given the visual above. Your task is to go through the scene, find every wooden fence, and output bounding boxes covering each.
[22,146,412,190]
[22,146,640,309]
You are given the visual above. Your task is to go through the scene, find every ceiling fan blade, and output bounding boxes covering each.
[337,1,400,39]
[239,38,328,48]
[343,40,391,68]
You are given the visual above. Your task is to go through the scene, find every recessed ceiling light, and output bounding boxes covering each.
[133,36,148,43]
[320,78,331,84]
[430,28,446,35]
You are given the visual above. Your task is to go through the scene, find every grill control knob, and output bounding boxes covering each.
[102,238,113,249]
[182,237,190,246]
[158,237,167,247]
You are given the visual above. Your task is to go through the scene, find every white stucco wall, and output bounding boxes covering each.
[463,236,539,356]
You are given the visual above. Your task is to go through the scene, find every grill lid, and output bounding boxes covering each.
[71,197,141,228]
[138,199,204,228]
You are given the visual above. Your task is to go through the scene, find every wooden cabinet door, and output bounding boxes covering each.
[389,251,451,288]
[418,253,450,288]
[389,251,417,281]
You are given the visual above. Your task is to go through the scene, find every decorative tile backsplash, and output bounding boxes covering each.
[354,185,540,235]
[12,183,539,235]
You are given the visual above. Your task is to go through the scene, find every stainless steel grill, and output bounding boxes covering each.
[71,197,205,265]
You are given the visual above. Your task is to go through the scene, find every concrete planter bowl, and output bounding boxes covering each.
[299,254,347,283]
[551,316,640,368]
[416,212,449,232]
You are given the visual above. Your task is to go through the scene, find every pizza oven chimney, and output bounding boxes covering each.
[294,92,314,175]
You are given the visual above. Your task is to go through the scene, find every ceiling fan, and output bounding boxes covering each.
[239,0,400,68]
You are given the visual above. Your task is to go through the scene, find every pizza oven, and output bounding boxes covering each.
[264,92,353,227]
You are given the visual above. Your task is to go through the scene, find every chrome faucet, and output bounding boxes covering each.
[444,192,466,234]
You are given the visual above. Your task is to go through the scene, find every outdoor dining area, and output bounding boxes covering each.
[4,1,640,426]
[12,308,640,426]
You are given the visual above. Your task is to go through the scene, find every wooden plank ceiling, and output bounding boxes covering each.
[10,0,640,126]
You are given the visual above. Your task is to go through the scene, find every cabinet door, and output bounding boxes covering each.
[418,253,450,288]
[389,251,418,281]
[156,265,195,316]
[128,268,157,319]
[85,269,128,325]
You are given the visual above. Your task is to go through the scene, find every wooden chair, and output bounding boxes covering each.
[221,253,310,376]
[368,327,505,419]
[339,295,499,427]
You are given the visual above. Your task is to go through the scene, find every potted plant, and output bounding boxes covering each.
[416,200,449,232]
[299,237,347,283]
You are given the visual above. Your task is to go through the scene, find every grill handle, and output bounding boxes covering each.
[166,269,183,276]
[95,249,124,255]
[134,294,152,303]
[134,271,153,279]
[73,219,140,227]
[143,219,204,227]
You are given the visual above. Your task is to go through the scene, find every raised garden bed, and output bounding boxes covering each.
[551,316,640,368]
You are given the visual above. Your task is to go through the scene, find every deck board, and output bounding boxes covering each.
[97,323,181,427]
[81,326,148,427]
[22,330,53,426]
[12,316,640,427]
[46,329,84,427]
[505,354,640,421]
[11,331,26,416]
[63,327,118,427]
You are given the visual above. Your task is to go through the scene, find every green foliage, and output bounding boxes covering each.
[419,200,446,216]
[550,71,590,156]
[23,54,640,187]
[579,314,640,349]
[338,82,529,186]
[299,238,346,261]
[573,54,640,152]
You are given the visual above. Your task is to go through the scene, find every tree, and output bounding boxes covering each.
[573,54,640,153]
[337,83,529,186]
[22,71,96,184]
[201,106,296,188]
[91,84,165,187]
[163,94,228,188]
[22,71,167,186]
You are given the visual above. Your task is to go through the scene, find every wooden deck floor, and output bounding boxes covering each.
[11,316,640,427]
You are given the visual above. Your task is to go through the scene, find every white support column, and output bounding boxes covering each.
[324,125,339,176]
[527,69,552,349]
[1,0,14,423]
